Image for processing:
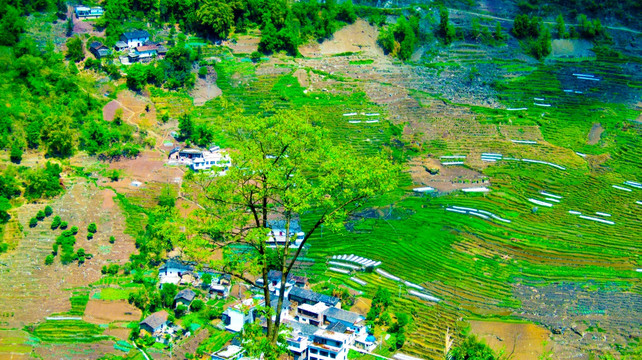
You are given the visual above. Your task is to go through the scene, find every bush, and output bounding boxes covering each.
[60,221,68,229]
[29,217,38,227]
[45,254,54,265]
[198,66,208,78]
[88,223,97,233]
[87,232,94,240]
[71,226,79,235]
[44,205,53,216]
[191,299,205,312]
[109,236,115,244]
[250,51,262,63]
[175,304,188,318]
[52,243,59,255]
[51,215,61,229]
[10,144,22,164]
[36,210,45,220]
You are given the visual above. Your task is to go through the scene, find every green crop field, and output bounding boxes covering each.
[183,45,642,358]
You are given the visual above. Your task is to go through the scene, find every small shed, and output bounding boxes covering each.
[114,41,128,52]
[89,42,110,59]
[174,289,196,308]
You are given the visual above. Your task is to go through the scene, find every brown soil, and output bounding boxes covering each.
[293,68,309,88]
[226,34,260,54]
[191,69,222,106]
[409,157,489,192]
[350,297,372,316]
[104,150,183,198]
[101,189,116,209]
[469,320,551,360]
[84,300,141,324]
[587,123,604,145]
[299,19,382,57]
[103,90,157,129]
[0,179,136,328]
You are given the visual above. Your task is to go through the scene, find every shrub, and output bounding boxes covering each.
[88,223,97,233]
[250,51,262,63]
[52,243,59,255]
[10,144,22,164]
[198,66,208,78]
[60,221,68,229]
[109,236,115,244]
[87,232,94,240]
[51,215,61,229]
[45,254,54,265]
[29,217,38,227]
[71,226,79,234]
[44,205,53,216]
[36,210,45,220]
[191,299,205,312]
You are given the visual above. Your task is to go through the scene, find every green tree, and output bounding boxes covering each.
[44,205,53,217]
[494,22,505,42]
[0,6,25,46]
[45,254,54,265]
[126,63,147,91]
[10,144,22,164]
[29,217,38,227]
[439,7,456,45]
[185,110,397,352]
[88,223,97,233]
[60,221,68,229]
[160,283,178,308]
[201,273,212,286]
[66,36,85,62]
[178,113,194,140]
[449,334,497,360]
[109,236,115,243]
[66,17,73,37]
[51,215,62,229]
[71,226,79,235]
[555,14,567,38]
[0,197,10,224]
[36,210,46,220]
[197,0,234,38]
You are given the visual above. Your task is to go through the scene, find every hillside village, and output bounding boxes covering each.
[0,0,641,359]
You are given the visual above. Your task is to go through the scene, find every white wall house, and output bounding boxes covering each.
[168,146,231,173]
[222,298,263,332]
[120,30,150,49]
[308,329,350,360]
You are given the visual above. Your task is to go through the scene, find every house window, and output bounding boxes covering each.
[320,351,328,357]
[310,358,317,360]
[310,348,318,354]
[330,353,336,359]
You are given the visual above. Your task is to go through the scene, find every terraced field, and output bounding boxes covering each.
[178,35,642,358]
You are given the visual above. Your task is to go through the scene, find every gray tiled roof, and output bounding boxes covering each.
[324,307,364,324]
[288,287,339,306]
[140,310,168,330]
[174,289,196,302]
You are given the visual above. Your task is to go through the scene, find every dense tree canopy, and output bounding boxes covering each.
[185,110,398,355]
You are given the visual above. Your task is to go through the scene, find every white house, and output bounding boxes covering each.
[168,146,231,173]
[222,298,263,332]
[267,219,305,248]
[211,345,245,360]
[295,302,328,327]
[308,329,351,360]
[120,30,150,49]
[75,6,103,19]
[140,310,169,336]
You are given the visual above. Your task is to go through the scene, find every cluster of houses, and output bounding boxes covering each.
[168,146,231,173]
[75,6,166,63]
[219,270,377,360]
[159,259,232,299]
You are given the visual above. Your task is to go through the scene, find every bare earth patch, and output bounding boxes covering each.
[409,157,489,192]
[84,300,141,325]
[469,320,552,360]
[299,19,382,57]
[191,69,222,106]
[587,123,604,145]
[102,90,157,128]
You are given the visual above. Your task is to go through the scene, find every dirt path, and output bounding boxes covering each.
[449,8,642,35]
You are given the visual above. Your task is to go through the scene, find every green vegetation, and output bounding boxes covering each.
[378,15,421,60]
[512,14,551,59]
[29,320,107,343]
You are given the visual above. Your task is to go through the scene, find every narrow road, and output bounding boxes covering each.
[132,341,152,360]
[449,8,642,35]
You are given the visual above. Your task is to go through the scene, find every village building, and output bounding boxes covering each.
[324,307,366,335]
[135,44,158,60]
[168,146,231,173]
[88,42,110,59]
[222,298,263,332]
[308,329,351,360]
[289,287,341,308]
[75,6,103,19]
[174,289,196,308]
[140,310,169,335]
[120,30,150,49]
[267,219,305,248]
[296,302,328,327]
[114,41,128,52]
[211,345,245,360]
